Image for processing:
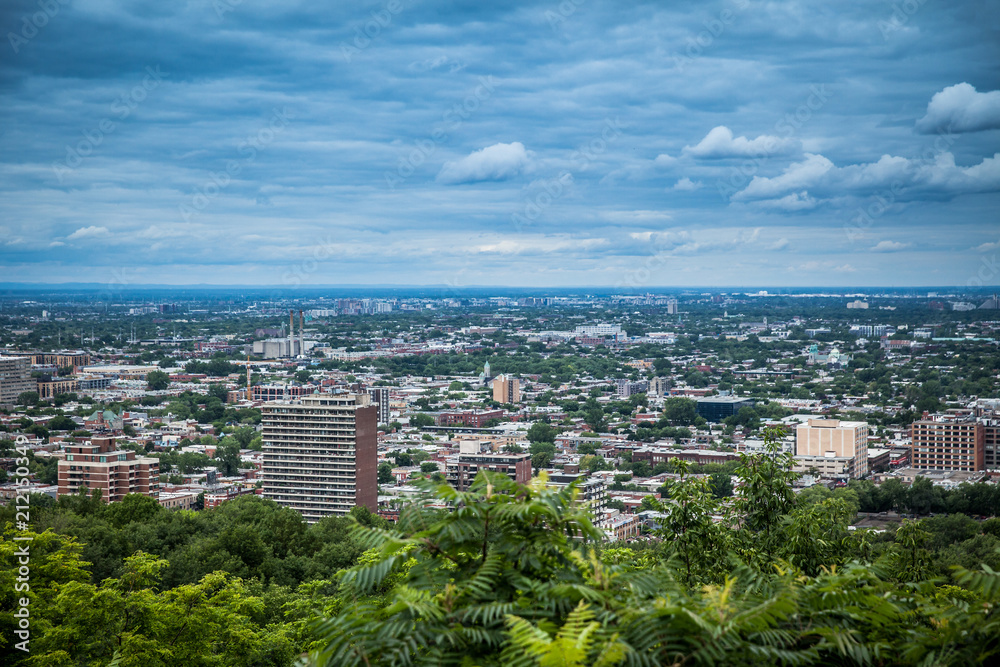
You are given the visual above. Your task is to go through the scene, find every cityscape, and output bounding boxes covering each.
[2,0,1000,664]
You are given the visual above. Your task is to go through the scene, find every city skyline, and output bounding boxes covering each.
[2,0,999,287]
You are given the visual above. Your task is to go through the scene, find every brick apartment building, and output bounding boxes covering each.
[911,415,985,472]
[436,409,505,428]
[446,450,531,490]
[57,436,160,501]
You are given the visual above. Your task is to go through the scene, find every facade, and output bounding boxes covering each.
[367,386,392,424]
[695,396,755,422]
[252,338,310,359]
[84,409,124,432]
[492,374,521,404]
[910,415,985,472]
[37,377,79,399]
[77,375,112,391]
[984,419,999,470]
[436,409,504,428]
[546,472,609,519]
[57,436,159,501]
[158,491,199,510]
[251,384,311,402]
[794,418,870,479]
[446,451,531,491]
[574,323,624,339]
[261,393,377,522]
[615,378,648,399]
[648,376,671,398]
[0,355,35,407]
[633,447,738,466]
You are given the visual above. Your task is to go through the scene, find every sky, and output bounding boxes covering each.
[1,0,999,289]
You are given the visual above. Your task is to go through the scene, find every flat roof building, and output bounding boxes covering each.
[0,355,35,408]
[58,436,159,502]
[695,396,755,422]
[911,415,984,473]
[794,418,870,479]
[261,393,377,522]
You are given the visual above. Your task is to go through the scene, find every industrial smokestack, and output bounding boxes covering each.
[289,309,295,357]
[299,310,305,358]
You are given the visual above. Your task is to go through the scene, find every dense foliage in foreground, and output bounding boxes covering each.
[312,472,1000,666]
[2,429,999,665]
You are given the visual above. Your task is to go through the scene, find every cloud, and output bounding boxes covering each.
[682,126,800,159]
[769,238,790,251]
[733,152,1000,203]
[437,142,530,184]
[916,83,1000,134]
[974,239,1000,252]
[871,240,911,252]
[67,226,110,240]
[672,177,702,191]
[602,210,673,223]
[734,154,834,199]
[654,154,677,167]
[747,191,818,211]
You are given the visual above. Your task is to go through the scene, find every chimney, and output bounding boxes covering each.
[299,310,305,358]
[289,309,295,356]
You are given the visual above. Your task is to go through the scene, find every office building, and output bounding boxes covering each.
[695,396,755,422]
[666,298,678,315]
[261,393,377,522]
[911,415,984,472]
[367,386,392,424]
[58,436,159,501]
[492,374,521,404]
[0,355,35,407]
[794,418,870,479]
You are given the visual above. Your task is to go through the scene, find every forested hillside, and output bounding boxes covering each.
[2,430,999,666]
